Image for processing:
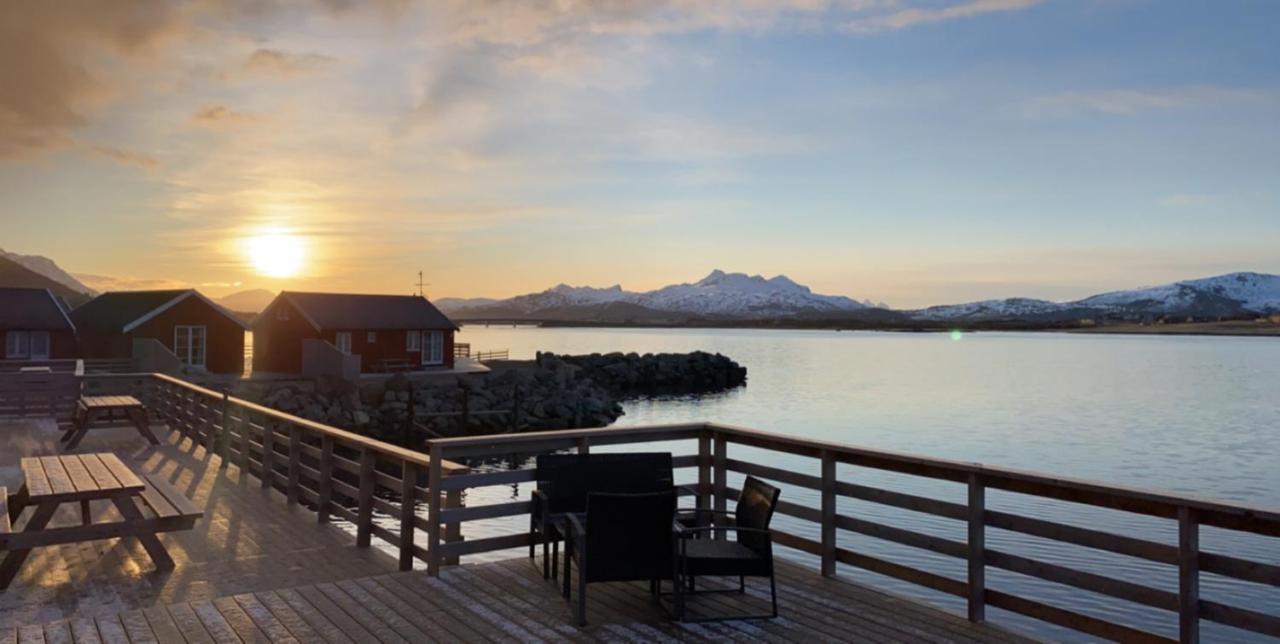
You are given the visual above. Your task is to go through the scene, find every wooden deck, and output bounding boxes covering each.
[5,556,1035,643]
[1,417,1036,643]
[0,418,397,631]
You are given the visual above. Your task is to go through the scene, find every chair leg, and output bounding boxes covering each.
[552,540,559,581]
[739,575,745,593]
[770,571,778,618]
[576,561,588,626]
[562,542,571,599]
[542,533,551,579]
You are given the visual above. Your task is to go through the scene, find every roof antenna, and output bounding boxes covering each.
[416,270,429,298]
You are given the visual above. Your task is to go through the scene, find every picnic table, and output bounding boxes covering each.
[0,453,202,590]
[62,395,160,450]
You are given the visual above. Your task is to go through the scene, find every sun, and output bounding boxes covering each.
[247,231,305,278]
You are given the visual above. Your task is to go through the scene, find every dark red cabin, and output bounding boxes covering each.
[0,288,78,361]
[70,289,248,374]
[251,291,458,375]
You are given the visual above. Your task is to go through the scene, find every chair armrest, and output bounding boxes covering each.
[565,513,587,549]
[531,489,547,518]
[675,525,772,539]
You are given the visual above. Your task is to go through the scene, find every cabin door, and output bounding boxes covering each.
[29,331,50,360]
[174,325,207,368]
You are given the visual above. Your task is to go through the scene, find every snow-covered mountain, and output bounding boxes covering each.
[915,272,1280,320]
[217,289,276,313]
[0,248,94,296]
[444,270,875,318]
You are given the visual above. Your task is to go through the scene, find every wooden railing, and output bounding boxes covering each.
[473,349,509,362]
[81,372,471,571]
[423,422,1280,643]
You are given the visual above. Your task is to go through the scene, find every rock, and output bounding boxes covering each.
[353,410,370,425]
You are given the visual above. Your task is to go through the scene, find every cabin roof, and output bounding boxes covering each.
[0,287,76,331]
[265,291,458,331]
[71,289,249,333]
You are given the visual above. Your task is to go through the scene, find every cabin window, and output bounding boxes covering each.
[423,331,444,365]
[367,331,377,343]
[335,332,352,355]
[174,326,207,367]
[29,331,50,360]
[5,331,30,358]
[406,330,421,351]
[276,307,290,321]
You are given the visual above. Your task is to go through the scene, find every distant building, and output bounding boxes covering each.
[70,289,248,374]
[0,287,78,361]
[251,292,458,375]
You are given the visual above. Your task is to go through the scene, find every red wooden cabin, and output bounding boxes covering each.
[251,292,458,375]
[0,288,78,361]
[70,290,248,374]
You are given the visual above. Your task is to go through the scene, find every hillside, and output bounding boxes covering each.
[0,256,93,307]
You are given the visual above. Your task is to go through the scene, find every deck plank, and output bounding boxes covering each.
[252,591,327,644]
[139,607,186,644]
[231,594,299,644]
[162,604,214,644]
[270,589,364,644]
[64,618,100,644]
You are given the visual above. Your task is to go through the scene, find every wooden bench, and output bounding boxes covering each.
[135,473,203,531]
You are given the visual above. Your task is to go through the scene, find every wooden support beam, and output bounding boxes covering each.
[697,431,711,512]
[287,425,301,506]
[968,473,986,623]
[1179,507,1200,644]
[576,436,589,454]
[821,451,836,577]
[356,448,376,548]
[261,423,275,491]
[218,391,230,468]
[427,445,444,576]
[400,462,417,571]
[317,435,334,523]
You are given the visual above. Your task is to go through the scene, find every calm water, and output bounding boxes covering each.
[451,326,1279,642]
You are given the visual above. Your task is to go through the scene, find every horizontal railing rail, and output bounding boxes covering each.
[77,372,471,572]
[424,422,1280,643]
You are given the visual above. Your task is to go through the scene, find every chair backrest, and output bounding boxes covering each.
[584,490,676,583]
[535,452,673,514]
[734,476,781,555]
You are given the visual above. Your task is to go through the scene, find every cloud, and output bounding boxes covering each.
[74,273,187,292]
[242,48,336,77]
[87,144,159,168]
[845,0,1043,33]
[0,1,182,158]
[1160,193,1221,208]
[189,104,256,127]
[1020,86,1268,118]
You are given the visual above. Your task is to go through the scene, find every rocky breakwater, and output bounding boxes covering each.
[537,350,748,397]
[258,351,747,445]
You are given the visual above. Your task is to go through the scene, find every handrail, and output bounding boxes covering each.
[76,371,471,573]
[424,421,1280,642]
[148,373,467,472]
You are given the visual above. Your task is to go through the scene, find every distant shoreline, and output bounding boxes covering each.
[457,319,1280,338]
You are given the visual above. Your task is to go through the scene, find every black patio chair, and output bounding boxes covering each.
[562,490,677,626]
[530,453,674,579]
[672,475,781,621]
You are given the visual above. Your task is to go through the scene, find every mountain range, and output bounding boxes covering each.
[2,249,1277,324]
[442,269,1280,323]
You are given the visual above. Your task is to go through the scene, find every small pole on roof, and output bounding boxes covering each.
[415,270,429,298]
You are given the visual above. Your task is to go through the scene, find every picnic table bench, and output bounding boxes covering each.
[0,453,202,590]
[62,395,160,450]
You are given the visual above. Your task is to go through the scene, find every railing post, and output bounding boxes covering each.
[444,487,463,566]
[427,444,444,575]
[967,472,986,623]
[261,422,275,491]
[287,425,301,506]
[218,391,230,469]
[400,461,417,571]
[356,448,376,548]
[317,435,334,523]
[713,432,727,517]
[239,410,251,471]
[821,451,836,577]
[1179,507,1200,644]
[576,436,589,454]
[697,430,711,512]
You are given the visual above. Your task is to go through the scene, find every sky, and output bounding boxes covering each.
[1,0,1278,308]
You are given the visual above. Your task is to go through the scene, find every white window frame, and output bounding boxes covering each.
[367,331,377,343]
[423,331,444,365]
[335,332,352,355]
[174,325,207,368]
[276,306,290,321]
[406,330,421,351]
[5,331,30,359]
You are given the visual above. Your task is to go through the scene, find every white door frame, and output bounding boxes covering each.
[174,325,208,368]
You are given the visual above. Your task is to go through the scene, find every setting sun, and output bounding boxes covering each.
[247,231,305,278]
